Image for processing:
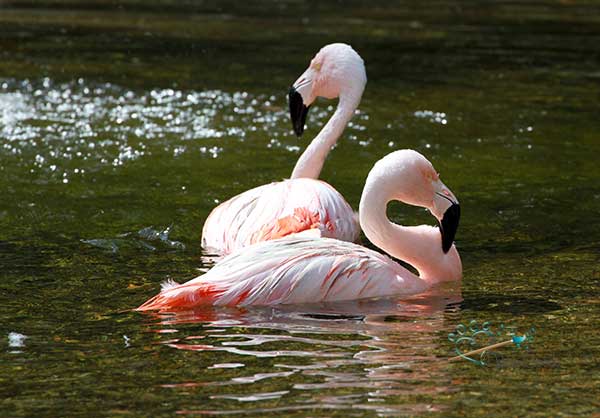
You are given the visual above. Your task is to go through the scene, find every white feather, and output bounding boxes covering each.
[160,279,180,292]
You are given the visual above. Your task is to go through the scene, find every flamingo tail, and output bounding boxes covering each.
[136,280,224,311]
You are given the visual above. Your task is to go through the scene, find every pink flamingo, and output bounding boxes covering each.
[201,43,367,255]
[137,149,462,310]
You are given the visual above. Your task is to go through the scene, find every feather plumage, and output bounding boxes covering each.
[201,179,359,255]
[137,236,428,310]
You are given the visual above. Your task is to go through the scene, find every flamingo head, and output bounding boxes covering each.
[289,43,367,136]
[370,149,461,253]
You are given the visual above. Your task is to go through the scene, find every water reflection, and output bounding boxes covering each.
[139,285,462,415]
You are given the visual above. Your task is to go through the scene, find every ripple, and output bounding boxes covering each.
[178,402,442,415]
[82,225,185,253]
[230,371,295,384]
[210,390,289,402]
[208,363,245,369]
[141,288,462,416]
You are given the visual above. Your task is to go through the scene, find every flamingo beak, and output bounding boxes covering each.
[431,179,460,253]
[288,70,314,136]
[439,203,460,253]
[288,86,310,136]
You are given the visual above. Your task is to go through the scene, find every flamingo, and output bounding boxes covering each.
[137,149,462,310]
[201,43,367,255]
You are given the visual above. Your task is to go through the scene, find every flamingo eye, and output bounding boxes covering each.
[311,60,322,71]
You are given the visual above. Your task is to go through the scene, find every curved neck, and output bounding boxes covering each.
[291,92,361,179]
[359,182,462,283]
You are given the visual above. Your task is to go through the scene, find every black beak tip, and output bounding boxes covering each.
[288,86,309,137]
[439,203,461,253]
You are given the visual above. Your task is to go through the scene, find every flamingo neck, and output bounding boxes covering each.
[291,92,361,179]
[359,182,462,284]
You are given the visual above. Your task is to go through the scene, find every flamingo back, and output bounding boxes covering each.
[137,236,429,310]
[201,178,359,254]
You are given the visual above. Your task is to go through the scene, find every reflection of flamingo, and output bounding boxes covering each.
[137,149,461,310]
[141,287,462,414]
[201,43,366,255]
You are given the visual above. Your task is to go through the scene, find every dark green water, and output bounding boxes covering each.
[1,1,599,416]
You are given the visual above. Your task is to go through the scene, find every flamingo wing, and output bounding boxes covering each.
[137,237,429,310]
[201,179,359,255]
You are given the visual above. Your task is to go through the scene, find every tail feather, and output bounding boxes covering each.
[136,281,224,311]
[160,278,180,291]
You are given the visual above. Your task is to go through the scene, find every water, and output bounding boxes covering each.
[1,1,599,416]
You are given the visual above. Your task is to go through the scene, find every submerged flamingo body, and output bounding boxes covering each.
[201,178,358,254]
[138,236,429,310]
[138,150,463,311]
[200,43,366,255]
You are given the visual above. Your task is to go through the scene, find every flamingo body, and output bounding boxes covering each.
[201,178,359,255]
[138,149,463,311]
[138,236,429,310]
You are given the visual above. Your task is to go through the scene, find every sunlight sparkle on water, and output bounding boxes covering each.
[0,78,343,183]
[8,332,27,348]
[414,110,448,125]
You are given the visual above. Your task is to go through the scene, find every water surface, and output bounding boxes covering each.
[1,1,599,416]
